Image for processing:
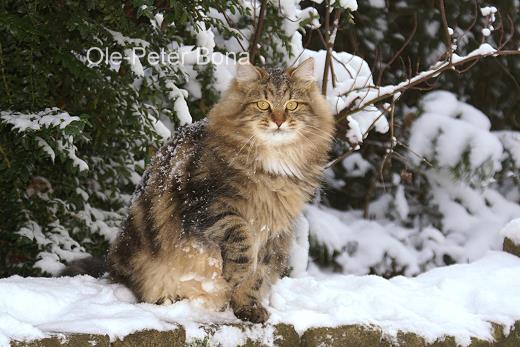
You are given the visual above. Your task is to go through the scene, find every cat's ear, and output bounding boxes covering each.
[290,58,315,81]
[236,60,264,83]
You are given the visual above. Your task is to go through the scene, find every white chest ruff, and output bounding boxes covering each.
[262,156,302,178]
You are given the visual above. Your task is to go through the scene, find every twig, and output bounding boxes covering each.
[222,12,248,52]
[289,28,315,67]
[329,10,341,89]
[438,0,453,61]
[377,13,417,85]
[249,0,267,63]
[326,103,393,169]
[336,49,520,124]
[0,144,11,169]
[0,42,12,105]
[321,0,331,95]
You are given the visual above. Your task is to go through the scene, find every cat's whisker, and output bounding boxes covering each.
[305,128,335,142]
[304,128,335,143]
[245,136,257,167]
[305,124,335,140]
[295,130,316,148]
[305,123,333,133]
[236,135,256,156]
[229,134,255,166]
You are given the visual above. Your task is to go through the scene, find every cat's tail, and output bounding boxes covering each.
[59,256,108,278]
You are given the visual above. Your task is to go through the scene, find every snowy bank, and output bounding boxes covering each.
[2,252,520,346]
[502,219,520,258]
[501,219,520,245]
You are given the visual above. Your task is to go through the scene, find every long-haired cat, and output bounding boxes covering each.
[108,58,334,323]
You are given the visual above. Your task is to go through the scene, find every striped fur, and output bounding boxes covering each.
[108,59,334,323]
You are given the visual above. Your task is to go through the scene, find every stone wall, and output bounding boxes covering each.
[10,237,520,347]
[9,321,520,347]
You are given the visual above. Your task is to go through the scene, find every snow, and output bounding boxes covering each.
[153,13,164,29]
[124,49,145,77]
[292,47,389,144]
[288,213,310,277]
[209,325,275,347]
[501,219,520,245]
[165,81,192,125]
[2,252,520,346]
[480,6,497,17]
[105,28,150,48]
[271,252,520,345]
[452,43,497,64]
[306,205,422,276]
[341,153,372,177]
[346,115,363,144]
[394,185,409,220]
[0,108,91,173]
[196,22,216,52]
[16,201,123,277]
[36,137,56,162]
[57,139,89,172]
[368,0,385,8]
[276,0,320,34]
[0,108,79,132]
[305,181,520,276]
[495,131,520,167]
[335,40,503,129]
[409,91,503,172]
[331,0,358,11]
[152,118,171,140]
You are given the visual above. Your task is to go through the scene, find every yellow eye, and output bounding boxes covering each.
[286,101,298,111]
[256,100,270,110]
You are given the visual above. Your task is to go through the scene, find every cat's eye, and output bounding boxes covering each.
[286,101,298,111]
[256,100,270,111]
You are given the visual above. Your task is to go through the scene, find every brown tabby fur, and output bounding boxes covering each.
[108,58,334,323]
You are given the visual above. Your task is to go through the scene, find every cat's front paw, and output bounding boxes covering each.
[232,302,269,323]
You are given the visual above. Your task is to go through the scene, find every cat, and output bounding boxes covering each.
[107,58,334,323]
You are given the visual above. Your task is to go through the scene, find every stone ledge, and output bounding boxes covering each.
[112,327,185,347]
[503,237,520,258]
[10,334,110,347]
[9,321,520,347]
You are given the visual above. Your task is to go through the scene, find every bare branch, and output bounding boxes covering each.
[438,0,453,61]
[321,0,331,95]
[336,49,520,125]
[249,0,267,63]
[377,13,418,85]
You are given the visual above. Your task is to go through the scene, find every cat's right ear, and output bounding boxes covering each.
[236,60,264,83]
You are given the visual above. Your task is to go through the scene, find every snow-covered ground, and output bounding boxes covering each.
[2,251,520,347]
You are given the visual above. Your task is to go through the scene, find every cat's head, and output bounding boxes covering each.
[208,58,334,149]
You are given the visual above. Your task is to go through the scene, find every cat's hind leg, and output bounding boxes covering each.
[133,238,230,310]
[175,239,230,310]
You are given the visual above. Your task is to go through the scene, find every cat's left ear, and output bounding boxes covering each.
[236,60,265,83]
[289,58,315,81]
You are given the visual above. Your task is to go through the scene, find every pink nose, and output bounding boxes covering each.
[273,119,284,127]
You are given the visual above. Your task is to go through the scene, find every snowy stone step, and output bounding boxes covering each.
[4,252,520,347]
[503,238,520,258]
[502,219,520,258]
[9,322,520,347]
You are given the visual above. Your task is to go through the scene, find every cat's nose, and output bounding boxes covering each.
[273,119,284,127]
[272,112,285,127]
